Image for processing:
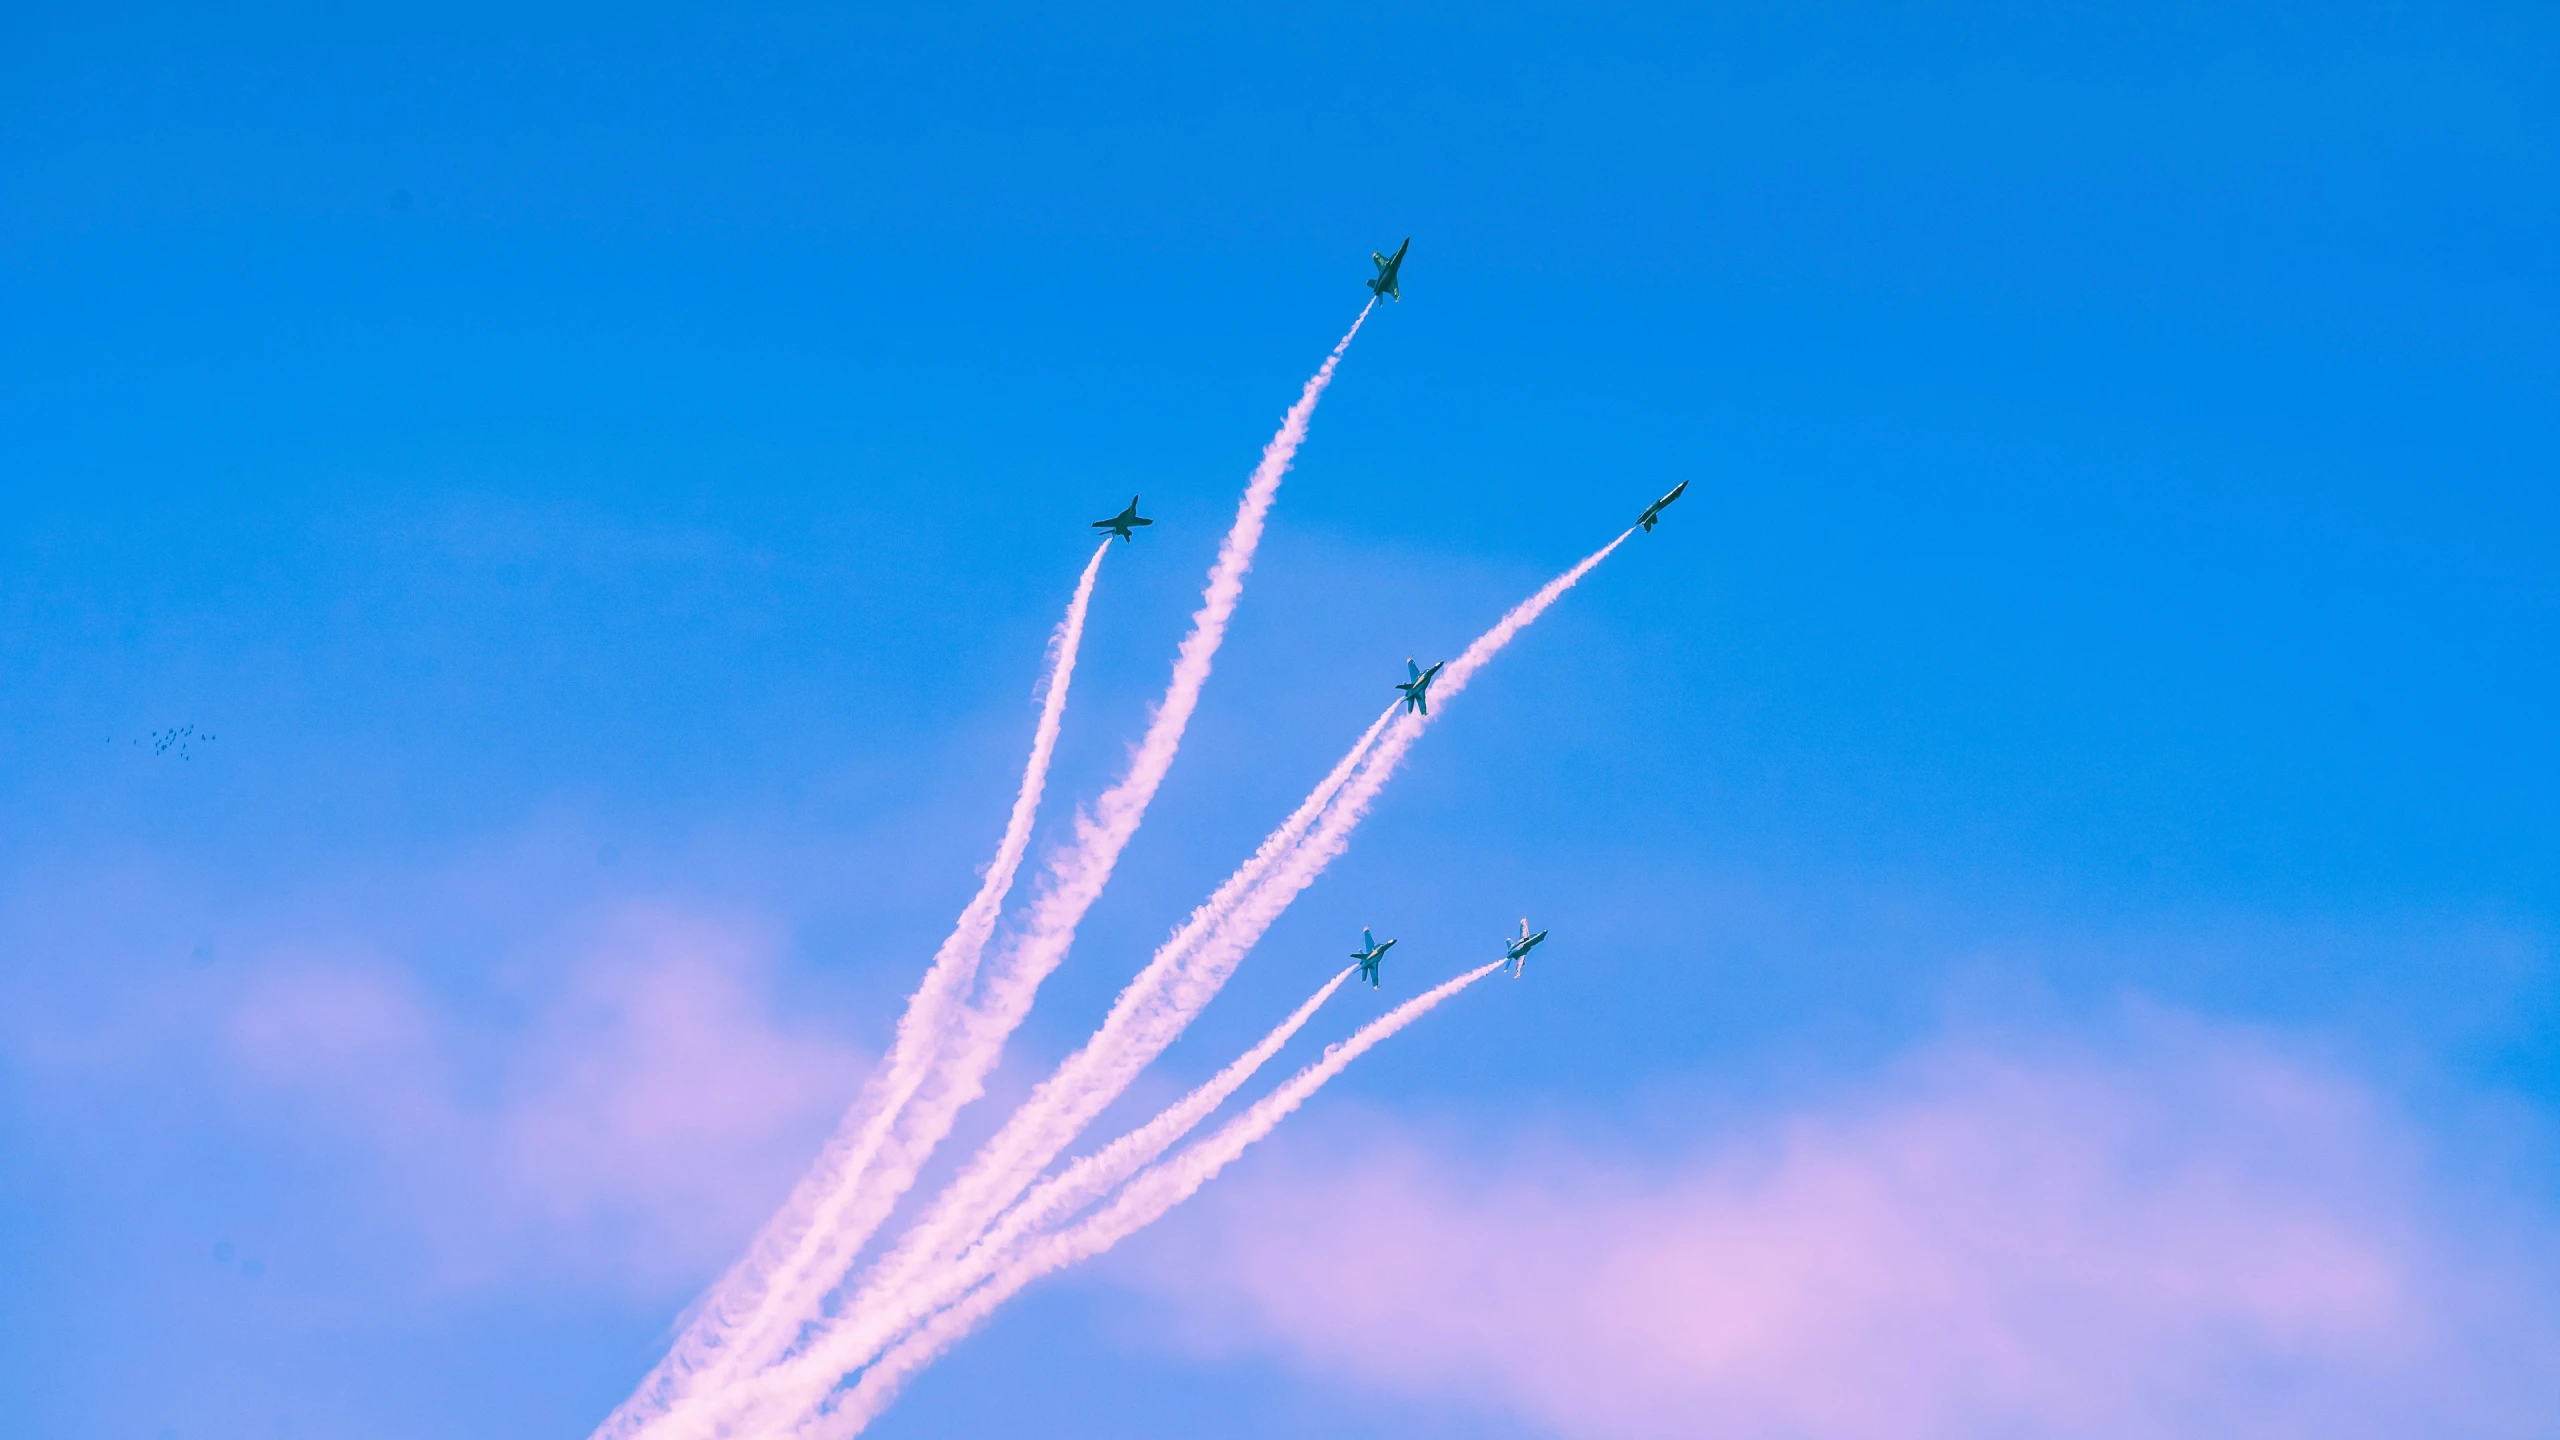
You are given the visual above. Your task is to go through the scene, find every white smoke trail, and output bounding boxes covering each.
[1184,528,1636,970]
[802,960,1511,1439]
[596,542,1110,1439]
[973,965,1358,1258]
[748,529,1635,1429]
[827,708,1394,1306]
[917,529,1634,1274]
[731,965,1360,1423]
[964,298,1380,1048]
[639,305,1375,1440]
[700,710,1394,1437]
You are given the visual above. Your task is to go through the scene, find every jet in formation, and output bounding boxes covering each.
[1368,238,1410,303]
[1395,658,1445,715]
[1637,480,1689,533]
[1350,928,1397,988]
[1091,496,1152,542]
[1503,917,1549,978]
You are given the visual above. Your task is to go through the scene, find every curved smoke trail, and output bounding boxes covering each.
[596,541,1110,1439]
[1225,528,1637,921]
[703,706,1394,1436]
[730,965,1361,1427]
[824,708,1396,1319]
[640,304,1374,1440]
[804,960,1511,1439]
[744,530,1631,1432]
[972,965,1358,1261]
[884,530,1633,1302]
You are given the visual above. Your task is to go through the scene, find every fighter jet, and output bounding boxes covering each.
[1368,238,1410,302]
[1350,928,1397,988]
[1637,480,1689,533]
[1395,658,1445,715]
[1091,496,1152,542]
[1502,917,1549,978]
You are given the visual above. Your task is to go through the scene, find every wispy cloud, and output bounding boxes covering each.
[208,902,864,1295]
[1137,1011,2560,1439]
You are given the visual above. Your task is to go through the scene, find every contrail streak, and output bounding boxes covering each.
[642,305,1376,1440]
[728,966,1360,1425]
[597,542,1110,1440]
[827,709,1394,1313]
[706,706,1394,1436]
[924,528,1636,1266]
[967,298,1380,1051]
[802,960,1511,1438]
[1205,528,1635,963]
[745,528,1635,1431]
[974,965,1358,1259]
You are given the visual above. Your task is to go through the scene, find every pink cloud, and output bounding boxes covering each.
[221,902,865,1292]
[1134,1016,2560,1438]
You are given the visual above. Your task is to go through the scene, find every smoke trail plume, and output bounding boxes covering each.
[826,708,1396,1315]
[803,960,1511,1438]
[917,530,1633,1273]
[639,306,1375,1440]
[976,965,1358,1258]
[753,528,1635,1429]
[964,298,1379,1048]
[727,966,1361,1425]
[1198,528,1635,964]
[596,542,1111,1439]
[700,705,1395,1437]
[785,298,1377,1284]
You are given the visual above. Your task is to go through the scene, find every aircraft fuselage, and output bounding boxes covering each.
[1396,658,1444,715]
[1638,479,1689,532]
[1092,496,1152,542]
[1369,238,1410,301]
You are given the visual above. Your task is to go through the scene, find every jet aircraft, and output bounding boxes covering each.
[1091,496,1152,542]
[1503,917,1549,978]
[1350,928,1397,988]
[1395,658,1445,715]
[1637,480,1689,533]
[1368,238,1410,302]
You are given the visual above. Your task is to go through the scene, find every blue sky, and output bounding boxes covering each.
[5,4,2558,1437]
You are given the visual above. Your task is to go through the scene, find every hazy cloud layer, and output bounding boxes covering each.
[3,887,865,1298]
[222,904,866,1292]
[1140,1014,2560,1439]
